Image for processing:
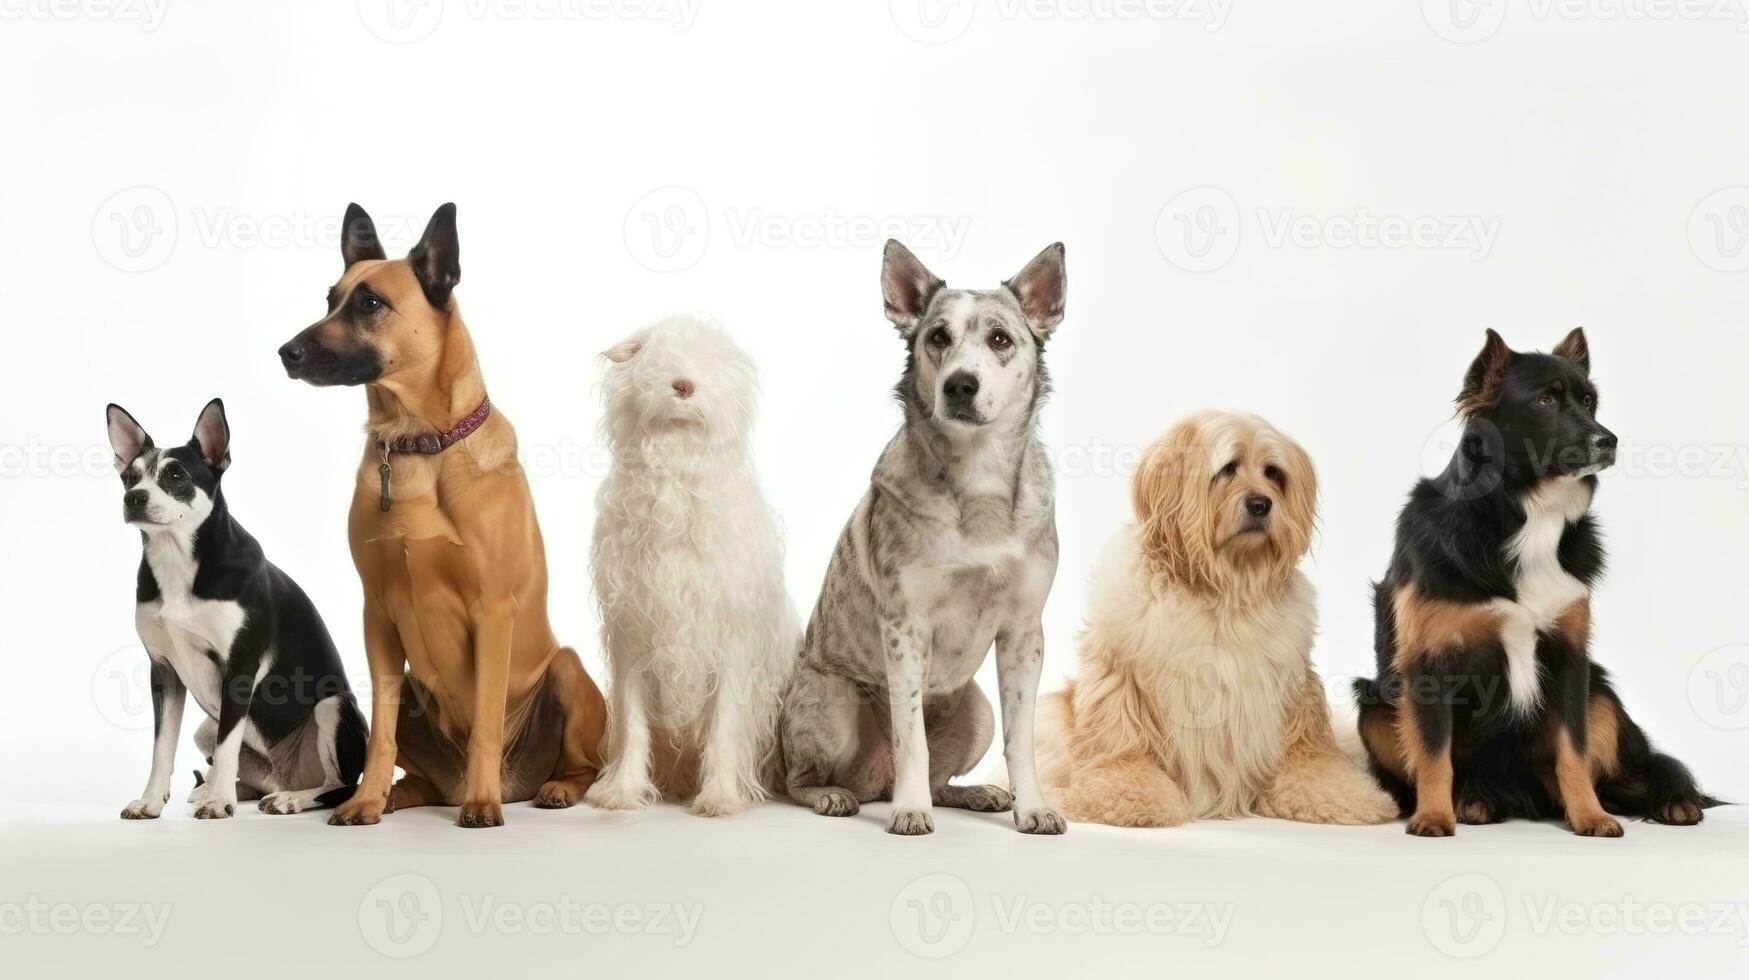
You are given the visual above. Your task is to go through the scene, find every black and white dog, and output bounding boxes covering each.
[1355,330,1717,836]
[107,399,366,819]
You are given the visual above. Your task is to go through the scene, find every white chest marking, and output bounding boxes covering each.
[1492,478,1592,717]
[135,530,254,724]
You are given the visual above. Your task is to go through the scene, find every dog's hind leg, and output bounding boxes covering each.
[585,653,660,811]
[534,647,606,810]
[260,695,356,815]
[1254,670,1397,825]
[927,685,1011,813]
[781,662,874,817]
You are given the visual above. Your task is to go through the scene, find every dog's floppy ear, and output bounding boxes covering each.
[191,398,231,473]
[881,239,944,336]
[1456,329,1512,416]
[1551,327,1590,377]
[1132,419,1217,595]
[341,203,386,268]
[1003,242,1066,341]
[602,340,643,364]
[409,202,461,309]
[106,404,152,474]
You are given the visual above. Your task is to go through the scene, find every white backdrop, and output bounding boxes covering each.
[3,1,1747,807]
[2,8,1748,972]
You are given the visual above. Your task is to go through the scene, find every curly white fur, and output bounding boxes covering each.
[585,315,799,817]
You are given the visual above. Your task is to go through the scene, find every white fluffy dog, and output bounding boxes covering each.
[585,315,799,816]
[1037,411,1396,827]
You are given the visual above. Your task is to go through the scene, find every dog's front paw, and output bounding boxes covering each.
[1652,798,1705,826]
[192,798,236,820]
[1406,811,1456,837]
[1570,812,1623,838]
[457,800,505,829]
[1015,806,1068,835]
[1456,799,1501,825]
[120,797,165,820]
[584,778,656,811]
[532,779,585,810]
[807,788,860,817]
[258,792,305,815]
[935,783,1014,812]
[689,788,750,818]
[886,807,935,836]
[329,795,386,826]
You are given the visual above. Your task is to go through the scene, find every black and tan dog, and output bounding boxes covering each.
[1355,328,1717,836]
[279,203,607,827]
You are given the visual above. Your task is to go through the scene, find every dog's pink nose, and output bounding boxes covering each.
[671,379,695,399]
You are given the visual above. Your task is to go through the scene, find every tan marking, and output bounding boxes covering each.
[1358,704,1408,780]
[1555,598,1591,650]
[1549,722,1620,836]
[1391,587,1504,669]
[1586,694,1621,778]
[1398,699,1455,834]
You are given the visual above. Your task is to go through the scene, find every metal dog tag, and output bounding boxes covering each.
[378,443,392,512]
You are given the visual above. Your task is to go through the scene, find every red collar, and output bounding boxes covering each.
[382,396,491,455]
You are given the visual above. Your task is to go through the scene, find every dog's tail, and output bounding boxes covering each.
[334,691,370,788]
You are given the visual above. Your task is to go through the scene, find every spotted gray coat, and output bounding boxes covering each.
[778,240,1069,835]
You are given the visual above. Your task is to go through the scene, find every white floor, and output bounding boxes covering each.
[4,799,1745,977]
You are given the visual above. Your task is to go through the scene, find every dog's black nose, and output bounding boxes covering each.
[1245,494,1272,518]
[123,489,148,519]
[943,372,979,403]
[278,342,305,367]
[1592,431,1618,452]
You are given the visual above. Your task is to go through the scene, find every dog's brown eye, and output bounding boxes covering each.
[1217,461,1239,479]
[928,328,952,349]
[359,293,384,314]
[162,464,184,481]
[1581,393,1596,409]
[989,330,1013,352]
[1537,393,1557,408]
[1264,465,1286,487]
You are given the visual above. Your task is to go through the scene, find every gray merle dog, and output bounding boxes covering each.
[778,240,1070,836]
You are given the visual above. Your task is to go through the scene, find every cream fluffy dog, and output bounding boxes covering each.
[585,315,799,816]
[1037,411,1395,827]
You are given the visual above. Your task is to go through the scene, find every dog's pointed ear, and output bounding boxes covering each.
[341,203,385,268]
[881,239,944,336]
[602,339,643,364]
[1457,329,1513,416]
[106,404,153,474]
[191,398,231,473]
[1552,327,1590,377]
[409,202,461,308]
[1004,242,1066,341]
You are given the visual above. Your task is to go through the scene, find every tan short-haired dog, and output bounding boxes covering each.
[278,203,606,828]
[1037,411,1396,827]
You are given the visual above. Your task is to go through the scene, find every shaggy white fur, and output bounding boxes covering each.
[584,315,799,817]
